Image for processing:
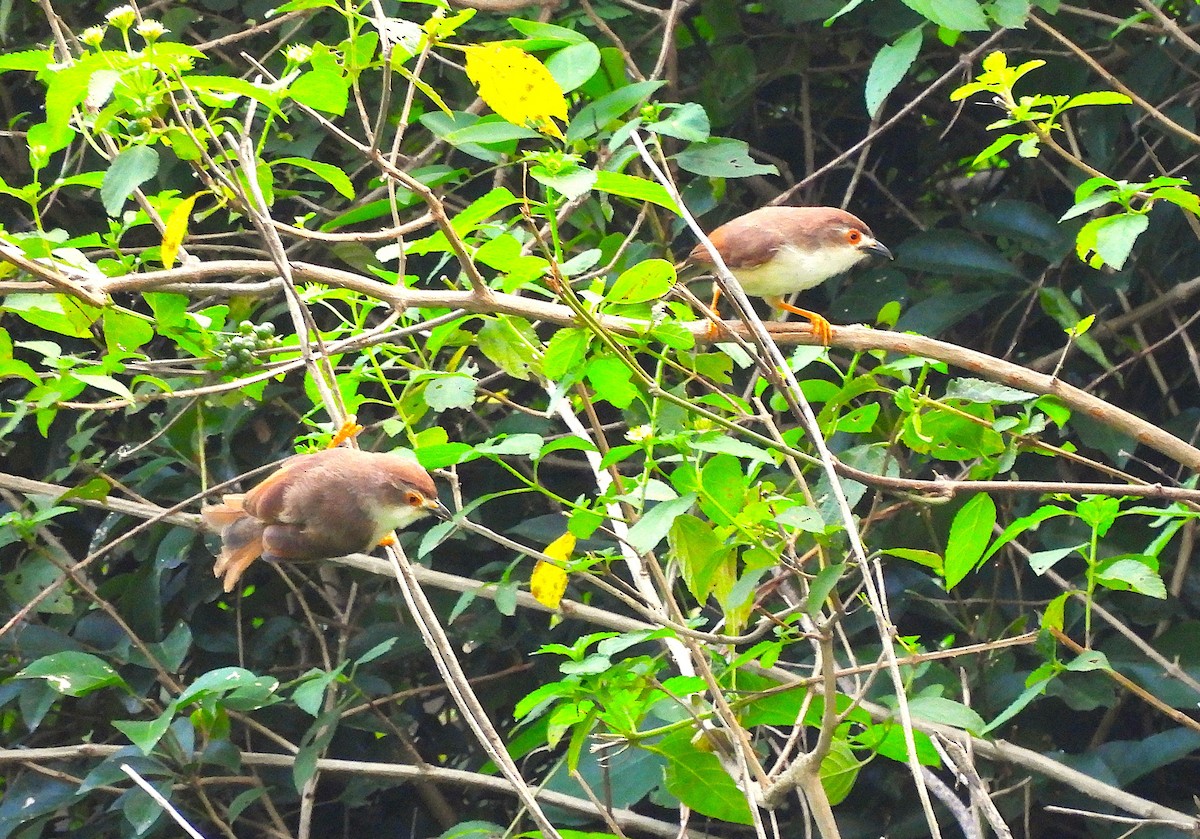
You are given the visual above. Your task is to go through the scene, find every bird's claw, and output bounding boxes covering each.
[809,315,833,346]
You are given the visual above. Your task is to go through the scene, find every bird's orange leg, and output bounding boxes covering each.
[705,284,725,340]
[328,418,364,448]
[768,297,833,345]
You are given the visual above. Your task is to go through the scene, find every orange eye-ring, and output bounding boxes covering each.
[406,491,423,507]
[847,229,862,244]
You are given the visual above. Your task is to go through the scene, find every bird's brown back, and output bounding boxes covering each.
[685,206,875,271]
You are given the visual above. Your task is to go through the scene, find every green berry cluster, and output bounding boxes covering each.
[215,321,281,374]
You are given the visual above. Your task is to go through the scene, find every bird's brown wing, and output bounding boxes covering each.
[244,451,379,559]
[686,219,786,271]
[240,453,320,523]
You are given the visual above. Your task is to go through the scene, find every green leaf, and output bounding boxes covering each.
[1076,495,1121,536]
[690,434,774,464]
[1063,650,1109,674]
[1061,190,1118,223]
[476,433,545,458]
[1027,544,1083,574]
[546,42,601,93]
[1037,288,1112,370]
[507,20,589,44]
[1043,591,1070,631]
[983,672,1053,733]
[897,230,1022,278]
[657,731,753,824]
[820,739,861,805]
[530,161,597,200]
[101,145,159,216]
[592,170,681,214]
[699,454,745,526]
[988,0,1030,28]
[2,293,99,338]
[807,563,847,615]
[564,80,665,142]
[900,399,1005,460]
[273,156,355,199]
[289,54,349,116]
[585,355,638,408]
[1077,212,1148,270]
[669,513,730,602]
[1062,91,1132,110]
[970,132,1023,165]
[944,493,996,590]
[424,374,476,412]
[674,138,778,178]
[416,442,476,469]
[444,116,541,146]
[0,48,53,72]
[945,377,1036,404]
[1150,186,1200,215]
[900,0,989,30]
[17,651,127,697]
[776,505,828,534]
[478,316,539,381]
[475,232,549,290]
[75,373,135,403]
[865,26,923,118]
[543,328,590,380]
[607,258,675,304]
[834,402,880,433]
[113,714,174,754]
[982,504,1066,562]
[451,187,523,234]
[180,74,285,117]
[292,667,345,716]
[627,493,696,554]
[881,548,943,572]
[906,695,986,733]
[1095,556,1167,599]
[647,102,711,142]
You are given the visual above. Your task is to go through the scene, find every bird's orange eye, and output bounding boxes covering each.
[847,229,862,244]
[406,491,423,507]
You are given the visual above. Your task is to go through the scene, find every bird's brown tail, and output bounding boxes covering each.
[201,496,264,592]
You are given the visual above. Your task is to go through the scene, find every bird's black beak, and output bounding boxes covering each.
[427,499,453,521]
[860,240,893,260]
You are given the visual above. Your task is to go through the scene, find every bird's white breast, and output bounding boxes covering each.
[730,243,867,298]
[369,504,432,545]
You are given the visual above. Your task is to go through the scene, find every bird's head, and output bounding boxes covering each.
[376,455,451,533]
[814,210,893,266]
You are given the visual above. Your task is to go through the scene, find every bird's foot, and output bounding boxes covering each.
[773,300,833,346]
[808,315,832,346]
[329,418,363,448]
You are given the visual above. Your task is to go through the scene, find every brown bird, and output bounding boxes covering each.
[201,448,449,592]
[680,206,893,344]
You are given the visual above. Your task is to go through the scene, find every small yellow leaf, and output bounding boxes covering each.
[161,193,200,269]
[464,44,567,140]
[531,532,574,609]
[543,532,576,562]
[531,560,568,609]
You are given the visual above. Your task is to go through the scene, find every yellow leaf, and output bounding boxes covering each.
[531,560,568,610]
[543,532,576,562]
[531,532,574,609]
[161,193,200,269]
[464,44,567,140]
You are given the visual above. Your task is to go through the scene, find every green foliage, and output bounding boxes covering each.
[1,1,1199,838]
[952,50,1198,271]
